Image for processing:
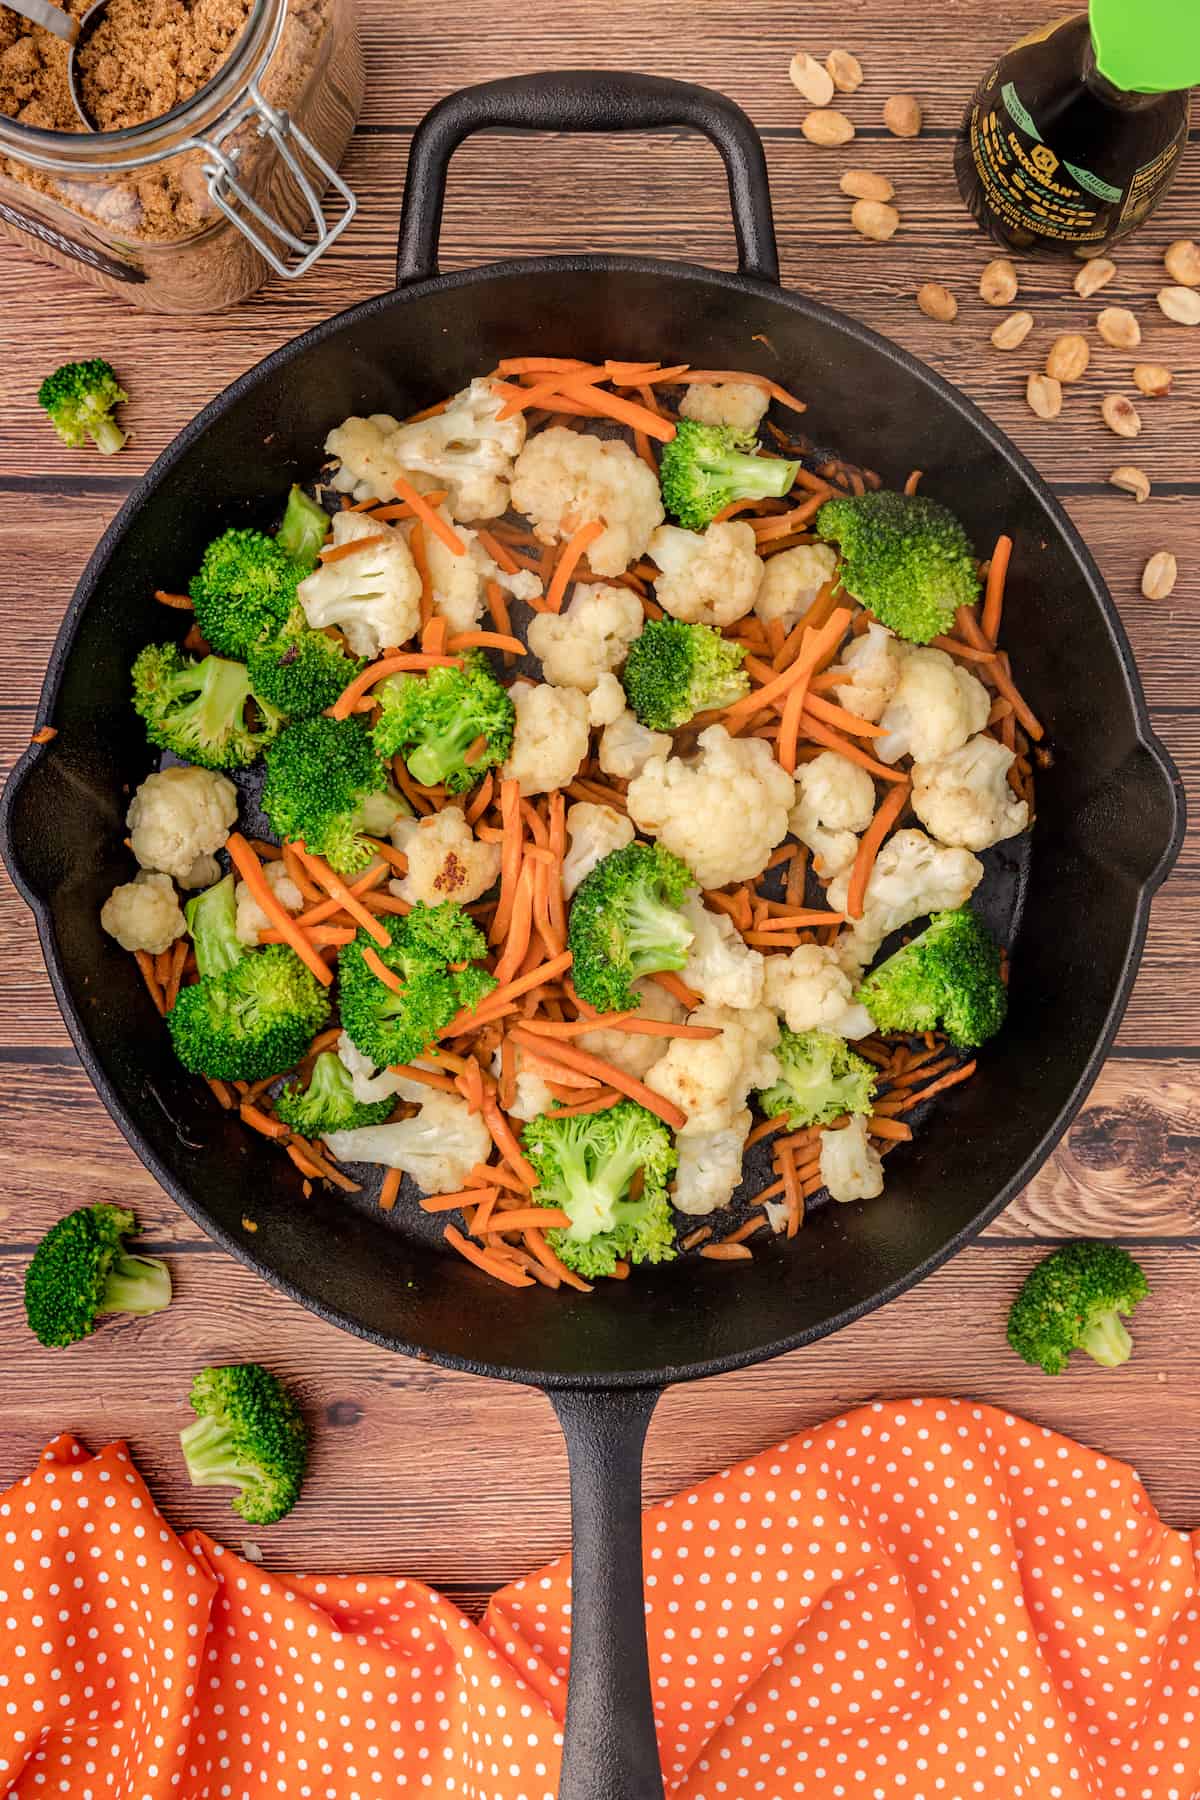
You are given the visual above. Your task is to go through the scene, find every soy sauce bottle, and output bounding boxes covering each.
[955,2,1199,258]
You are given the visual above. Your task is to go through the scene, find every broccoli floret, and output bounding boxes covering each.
[180,1363,308,1524]
[755,1027,876,1129]
[131,642,285,770]
[568,841,695,1013]
[622,617,750,730]
[261,715,400,874]
[24,1203,171,1348]
[275,1050,395,1135]
[37,358,128,455]
[189,528,300,660]
[856,907,1006,1050]
[337,903,496,1068]
[522,1100,677,1278]
[372,656,515,793]
[246,606,363,718]
[167,875,331,1080]
[658,419,799,531]
[816,490,981,643]
[276,485,329,572]
[1007,1242,1149,1376]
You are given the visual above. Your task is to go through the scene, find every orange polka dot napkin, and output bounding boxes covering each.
[1,1399,1198,1800]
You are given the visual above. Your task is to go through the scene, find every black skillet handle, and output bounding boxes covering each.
[396,71,780,288]
[549,1385,664,1800]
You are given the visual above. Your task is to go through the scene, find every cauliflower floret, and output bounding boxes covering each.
[510,428,663,577]
[875,645,991,766]
[235,858,305,945]
[127,765,238,885]
[679,381,770,435]
[325,1081,491,1196]
[673,1109,753,1216]
[501,680,590,797]
[297,511,421,658]
[325,414,411,504]
[488,1045,558,1124]
[833,622,905,725]
[561,801,635,899]
[598,709,672,781]
[819,1115,884,1205]
[827,827,984,974]
[576,976,684,1079]
[180,853,221,891]
[912,734,1030,852]
[650,1002,780,1137]
[337,1032,410,1105]
[762,942,873,1039]
[627,724,794,890]
[100,870,186,956]
[390,806,501,907]
[527,582,644,692]
[789,750,877,880]
[405,506,487,635]
[753,543,838,631]
[389,378,527,521]
[588,673,626,728]
[648,521,763,628]
[681,893,765,1009]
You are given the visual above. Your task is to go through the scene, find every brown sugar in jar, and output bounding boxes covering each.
[0,0,362,309]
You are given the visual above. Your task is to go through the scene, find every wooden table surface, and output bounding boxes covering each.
[1,0,1198,1607]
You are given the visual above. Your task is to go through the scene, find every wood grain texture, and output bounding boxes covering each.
[1,0,1199,1572]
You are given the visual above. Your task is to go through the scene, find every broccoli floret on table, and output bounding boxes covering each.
[337,902,496,1069]
[568,841,695,1013]
[180,1363,308,1524]
[622,617,749,730]
[37,358,128,455]
[1007,1242,1149,1376]
[189,528,301,660]
[522,1100,677,1279]
[659,419,799,531]
[24,1203,171,1347]
[131,642,285,770]
[167,874,330,1081]
[755,1027,876,1129]
[816,489,981,643]
[274,1050,395,1136]
[855,907,1006,1051]
[275,484,329,572]
[246,606,363,718]
[373,655,515,793]
[261,715,405,875]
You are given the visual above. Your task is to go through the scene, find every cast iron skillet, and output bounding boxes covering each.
[2,73,1184,1799]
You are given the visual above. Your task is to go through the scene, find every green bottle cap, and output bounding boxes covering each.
[1090,0,1200,93]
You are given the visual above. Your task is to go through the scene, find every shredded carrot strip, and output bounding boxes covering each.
[497,356,592,376]
[259,924,355,948]
[803,692,885,739]
[777,628,813,774]
[392,474,466,556]
[366,491,448,522]
[318,532,390,565]
[134,950,166,1014]
[522,1015,720,1040]
[225,834,332,986]
[869,1115,913,1141]
[800,715,909,782]
[475,528,519,574]
[488,1205,573,1234]
[329,651,461,719]
[545,370,677,441]
[444,1224,534,1286]
[378,1168,403,1212]
[992,651,1044,743]
[422,613,448,656]
[751,495,828,540]
[204,1075,234,1110]
[847,782,911,920]
[982,534,1012,643]
[291,843,391,946]
[649,970,702,1009]
[360,944,402,993]
[507,1026,686,1130]
[489,778,524,944]
[544,519,604,613]
[467,1161,527,1193]
[480,1094,537,1187]
[496,364,607,418]
[929,634,998,665]
[494,861,535,985]
[447,630,526,656]
[521,1230,593,1291]
[240,1101,290,1140]
[465,775,494,825]
[421,1184,499,1213]
[282,841,323,902]
[897,1060,978,1106]
[154,588,193,609]
[751,909,845,930]
[387,1062,461,1094]
[541,1088,623,1117]
[700,1243,754,1262]
[725,608,851,718]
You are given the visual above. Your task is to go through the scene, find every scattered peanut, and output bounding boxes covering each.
[1046,334,1090,383]
[1074,257,1116,299]
[883,94,922,138]
[1109,465,1151,503]
[825,49,864,93]
[980,258,1019,306]
[840,168,895,202]
[790,52,835,107]
[917,282,958,322]
[1141,551,1178,600]
[1158,286,1200,326]
[850,198,900,241]
[1101,393,1142,437]
[802,108,856,146]
[1133,362,1172,397]
[991,310,1034,351]
[1026,373,1062,420]
[1094,306,1141,350]
[1164,239,1200,287]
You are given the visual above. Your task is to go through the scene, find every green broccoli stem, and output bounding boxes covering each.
[704,449,795,502]
[407,723,478,788]
[179,1413,261,1489]
[185,876,244,979]
[90,416,127,456]
[555,1120,645,1241]
[624,891,693,976]
[1080,1310,1134,1368]
[277,486,329,571]
[95,1251,173,1318]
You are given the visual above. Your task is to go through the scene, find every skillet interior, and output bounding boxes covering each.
[2,257,1182,1384]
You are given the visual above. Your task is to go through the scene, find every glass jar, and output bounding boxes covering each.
[0,0,363,311]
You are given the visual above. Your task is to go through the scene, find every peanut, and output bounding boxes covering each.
[839,168,894,202]
[883,94,922,137]
[1164,239,1200,287]
[1141,552,1178,600]
[1046,334,1090,383]
[826,49,864,92]
[1074,257,1116,299]
[790,52,835,108]
[1101,393,1142,437]
[1095,306,1141,349]
[1026,373,1062,420]
[1133,362,1172,397]
[1109,466,1151,503]
[1158,286,1200,325]
[917,282,958,322]
[850,198,900,241]
[980,258,1019,306]
[991,310,1034,351]
[802,108,856,146]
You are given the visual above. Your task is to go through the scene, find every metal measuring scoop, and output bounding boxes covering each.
[5,0,111,129]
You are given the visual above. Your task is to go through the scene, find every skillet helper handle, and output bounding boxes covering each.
[396,71,779,287]
[549,1385,665,1800]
